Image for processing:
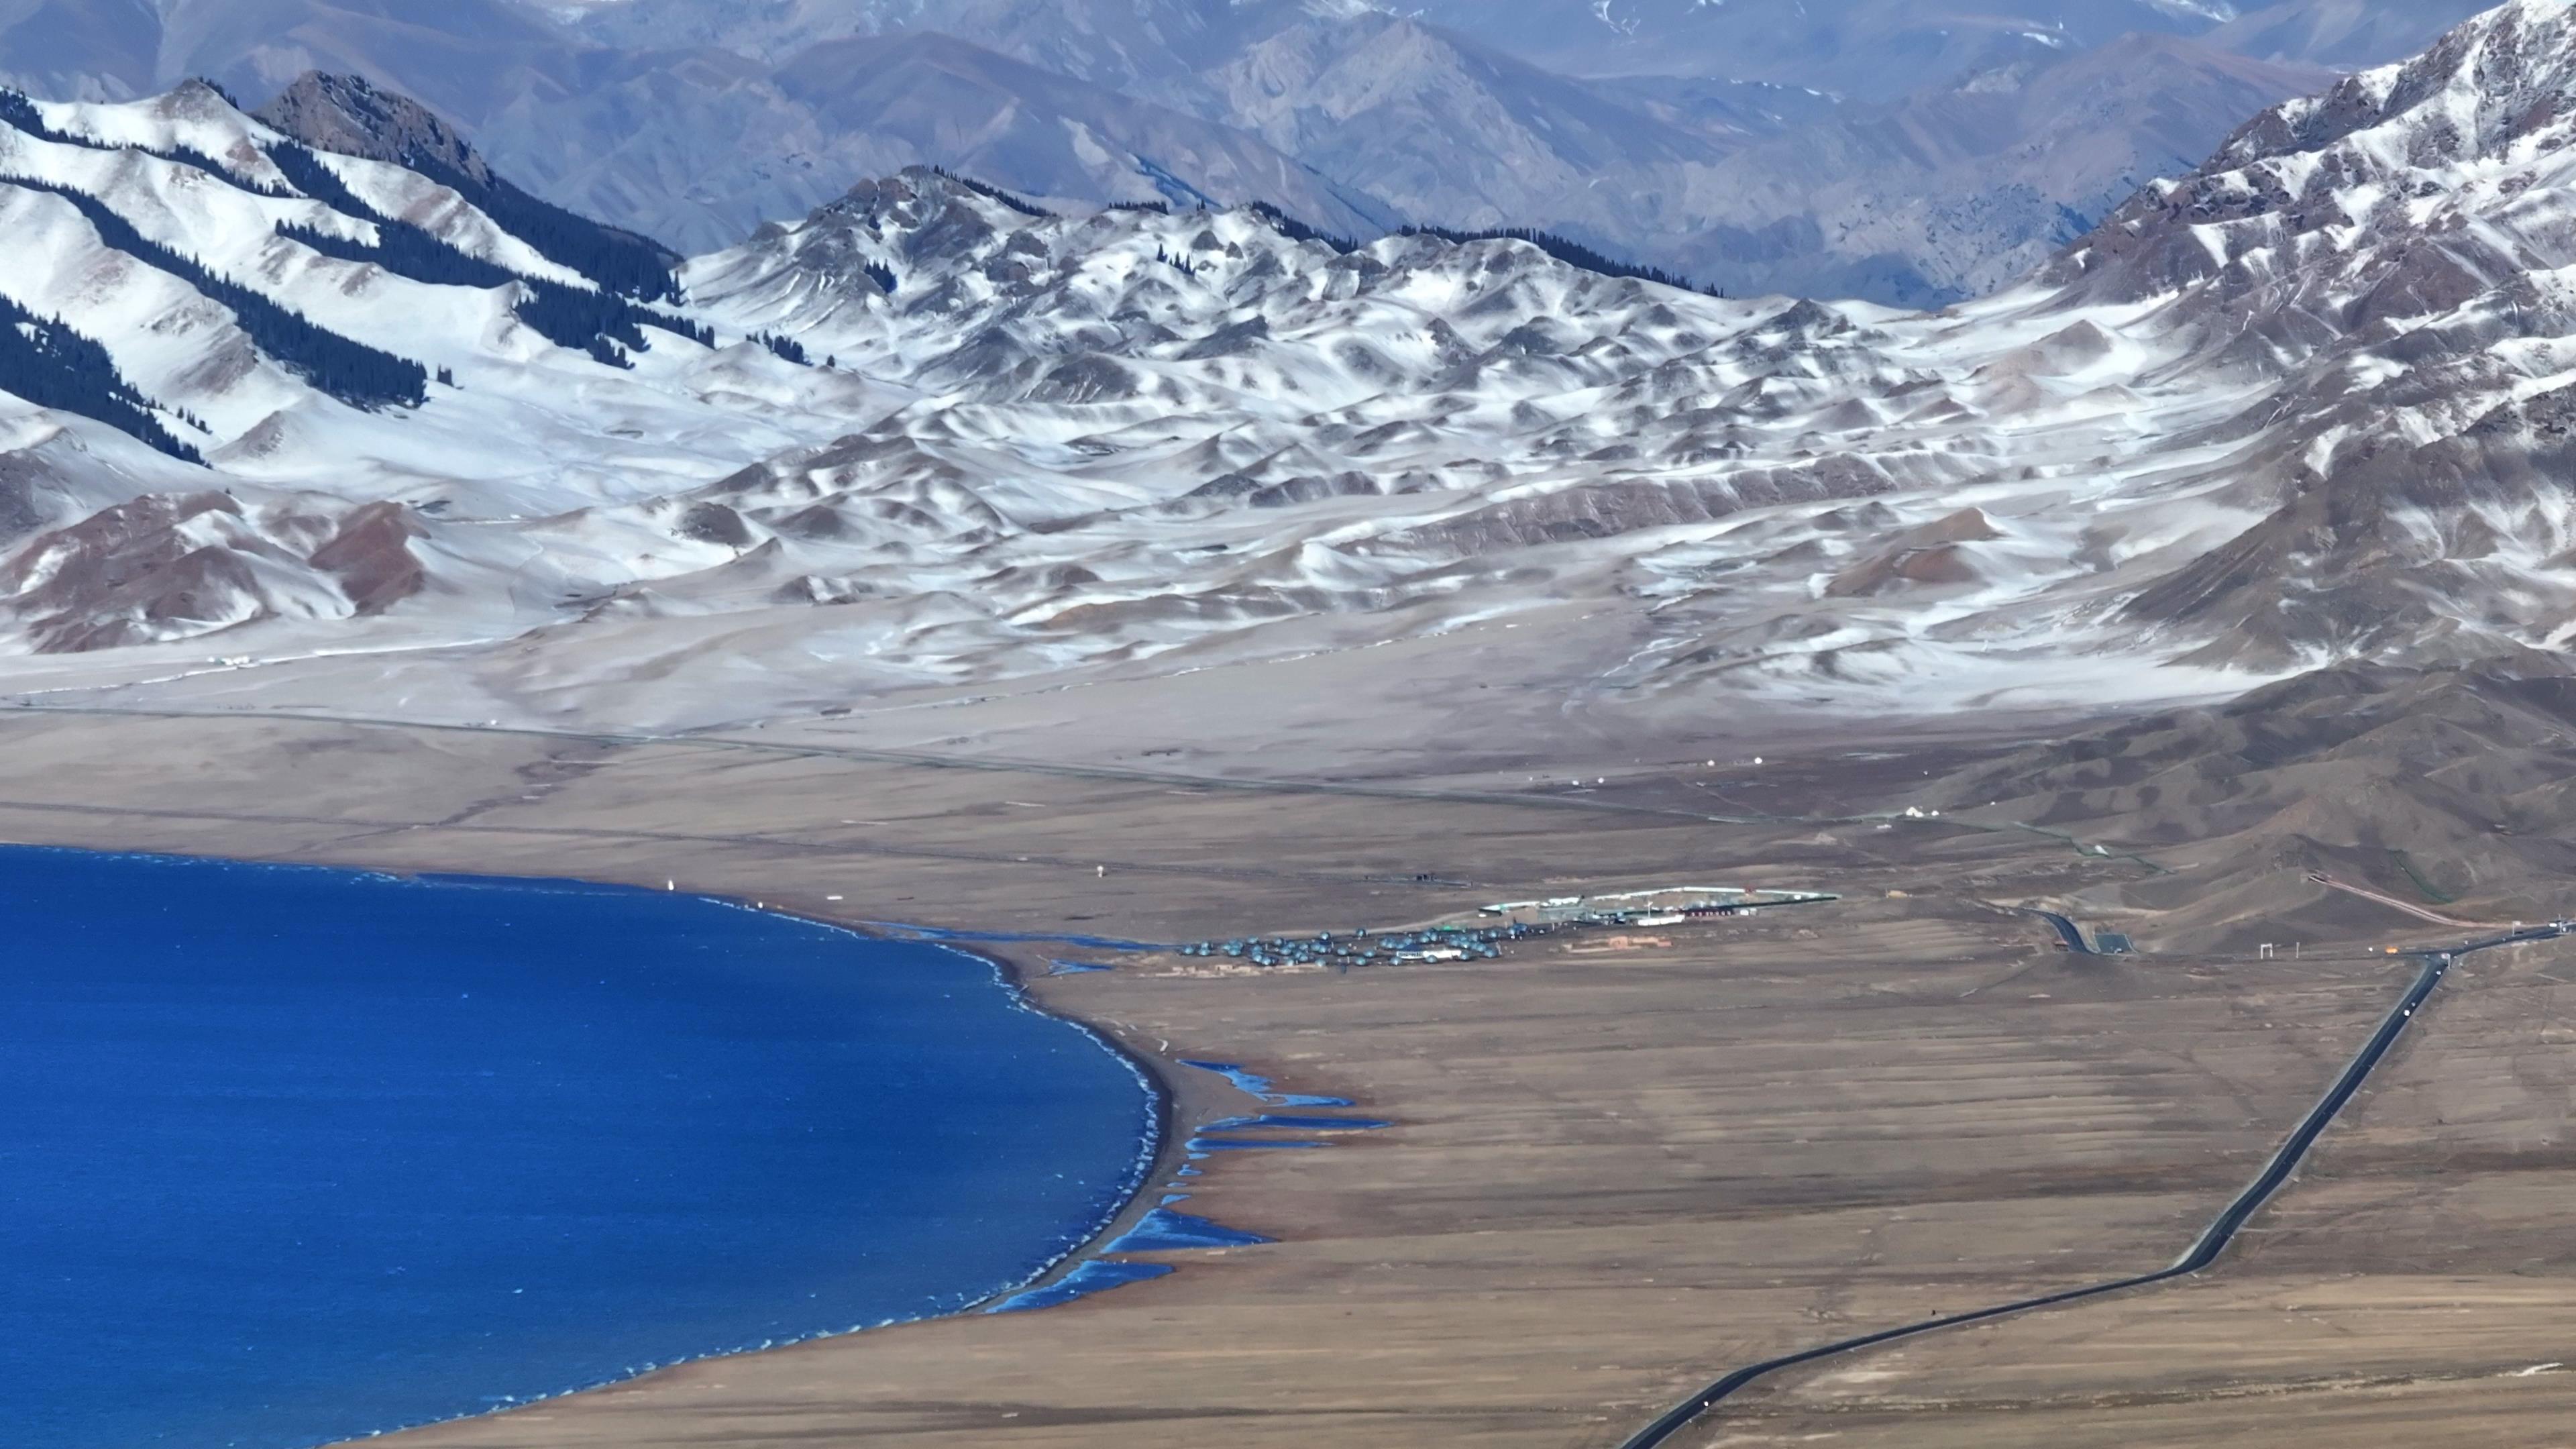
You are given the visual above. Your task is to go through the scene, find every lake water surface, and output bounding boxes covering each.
[1,847,1154,1449]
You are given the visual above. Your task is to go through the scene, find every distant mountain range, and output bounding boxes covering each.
[5,1,2576,728]
[0,0,2499,304]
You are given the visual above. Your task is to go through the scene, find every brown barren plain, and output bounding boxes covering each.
[0,694,2565,1449]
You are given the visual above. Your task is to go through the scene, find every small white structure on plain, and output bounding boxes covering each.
[1096,865,1106,878]
[666,879,676,891]
[826,894,844,902]
[1752,756,1763,765]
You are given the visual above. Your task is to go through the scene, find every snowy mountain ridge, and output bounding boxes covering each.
[3,6,2576,735]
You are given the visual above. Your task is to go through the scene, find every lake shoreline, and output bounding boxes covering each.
[326,916,1224,1449]
[869,930,1210,1315]
[1,841,1199,1449]
[303,902,1264,1446]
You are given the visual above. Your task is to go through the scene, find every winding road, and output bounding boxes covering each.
[2014,906,2094,955]
[1613,921,2569,1449]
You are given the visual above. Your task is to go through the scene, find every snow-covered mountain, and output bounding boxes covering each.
[553,0,2457,301]
[0,0,2487,305]
[6,4,2576,731]
[2046,0,2576,665]
[0,74,892,660]
[0,0,1396,257]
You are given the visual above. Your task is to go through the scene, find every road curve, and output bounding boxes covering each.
[1613,924,2565,1449]
[2013,907,2094,955]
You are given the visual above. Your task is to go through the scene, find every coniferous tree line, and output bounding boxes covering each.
[927,166,1048,217]
[751,331,810,365]
[262,141,375,216]
[864,260,898,294]
[1245,201,1359,254]
[518,280,711,353]
[0,292,201,462]
[0,86,75,147]
[1396,223,1714,294]
[7,173,427,410]
[276,218,515,290]
[278,217,713,352]
[386,147,684,303]
[266,131,682,307]
[268,144,711,356]
[0,87,705,380]
[0,86,291,197]
[0,78,676,304]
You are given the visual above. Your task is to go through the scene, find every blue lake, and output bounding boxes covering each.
[0,847,1156,1449]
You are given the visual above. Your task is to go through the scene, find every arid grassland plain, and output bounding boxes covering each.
[0,679,2566,1449]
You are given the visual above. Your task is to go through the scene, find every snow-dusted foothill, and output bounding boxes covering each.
[2,5,2575,729]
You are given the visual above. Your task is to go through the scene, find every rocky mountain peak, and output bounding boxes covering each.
[2053,0,2576,309]
[253,71,496,186]
[2235,0,2576,168]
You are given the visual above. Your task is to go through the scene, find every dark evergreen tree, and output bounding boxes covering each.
[752,331,810,366]
[264,136,683,302]
[926,166,1048,217]
[263,142,378,217]
[863,260,897,294]
[1245,201,1359,254]
[275,217,711,359]
[10,174,427,410]
[0,87,66,143]
[278,218,515,290]
[0,292,201,462]
[386,150,684,303]
[0,88,288,196]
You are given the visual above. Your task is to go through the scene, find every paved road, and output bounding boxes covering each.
[2015,907,2094,955]
[1613,922,2569,1449]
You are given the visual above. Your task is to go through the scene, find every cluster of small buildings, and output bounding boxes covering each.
[1171,885,1839,972]
[1174,923,1525,969]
